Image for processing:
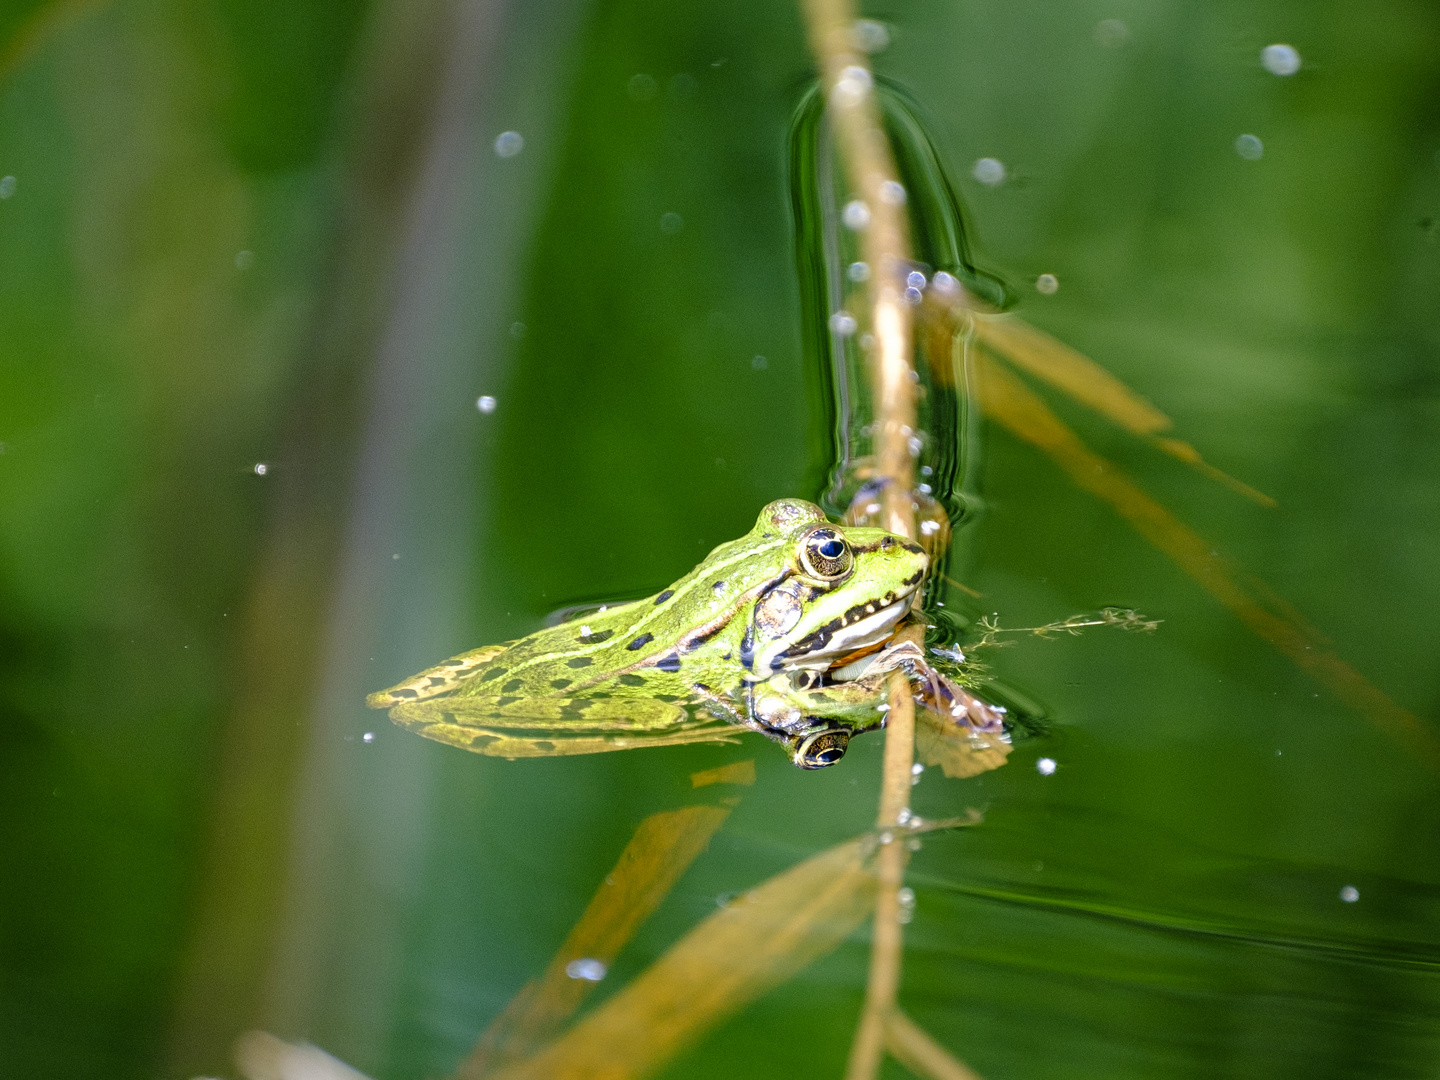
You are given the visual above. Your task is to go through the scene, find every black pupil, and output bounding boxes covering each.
[818,539,844,558]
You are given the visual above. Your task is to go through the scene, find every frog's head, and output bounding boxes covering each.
[743,499,928,679]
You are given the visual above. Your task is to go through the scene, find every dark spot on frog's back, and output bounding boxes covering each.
[578,628,613,644]
[655,653,682,673]
[617,673,647,687]
[655,590,674,604]
[480,668,507,682]
[566,656,593,668]
[392,688,419,699]
[550,678,573,690]
[627,633,653,651]
[501,678,524,693]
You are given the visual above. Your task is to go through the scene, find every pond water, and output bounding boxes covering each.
[2,1,1438,1078]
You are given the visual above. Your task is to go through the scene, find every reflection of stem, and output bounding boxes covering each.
[799,3,921,1079]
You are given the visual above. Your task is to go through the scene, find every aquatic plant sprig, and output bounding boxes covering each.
[965,608,1162,650]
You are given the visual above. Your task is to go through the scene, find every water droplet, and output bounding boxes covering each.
[1339,885,1359,903]
[829,310,857,336]
[627,74,657,101]
[1035,273,1059,295]
[1235,134,1264,160]
[879,830,894,845]
[235,249,255,270]
[565,958,608,981]
[1036,757,1057,776]
[0,175,15,199]
[580,624,592,635]
[906,270,926,290]
[659,211,684,234]
[907,435,923,456]
[919,519,941,535]
[852,19,889,53]
[252,462,268,476]
[477,395,498,413]
[751,354,768,370]
[972,157,1006,186]
[1261,43,1301,76]
[1094,19,1130,47]
[904,286,922,305]
[896,807,912,825]
[362,732,375,743]
[880,180,906,205]
[847,261,870,282]
[391,553,400,560]
[493,131,524,157]
[842,200,871,230]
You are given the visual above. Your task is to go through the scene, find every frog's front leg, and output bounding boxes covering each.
[831,639,1008,734]
[746,672,891,768]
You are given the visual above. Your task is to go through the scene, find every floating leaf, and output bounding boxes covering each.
[483,838,878,1080]
[459,804,733,1077]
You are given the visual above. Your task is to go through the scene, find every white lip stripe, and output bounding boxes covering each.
[757,594,913,675]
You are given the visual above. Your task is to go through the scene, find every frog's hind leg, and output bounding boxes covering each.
[388,695,743,758]
[366,644,511,708]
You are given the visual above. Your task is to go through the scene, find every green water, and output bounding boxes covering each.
[2,0,1439,1078]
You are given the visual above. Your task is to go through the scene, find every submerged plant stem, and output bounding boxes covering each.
[799,0,924,1077]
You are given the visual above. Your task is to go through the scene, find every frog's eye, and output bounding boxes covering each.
[790,728,850,769]
[799,528,853,580]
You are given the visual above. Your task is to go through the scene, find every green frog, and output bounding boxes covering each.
[368,499,1007,769]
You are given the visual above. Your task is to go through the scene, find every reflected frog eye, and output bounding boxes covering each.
[799,528,853,580]
[791,728,850,769]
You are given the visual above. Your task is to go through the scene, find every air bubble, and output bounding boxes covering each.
[1261,43,1301,76]
[842,200,871,230]
[1036,273,1059,295]
[897,886,916,924]
[972,157,1006,186]
[1235,134,1264,160]
[253,463,269,476]
[852,19,889,53]
[1036,757,1057,776]
[362,732,375,743]
[1339,885,1359,903]
[477,395,497,413]
[565,958,608,981]
[904,286,922,305]
[751,355,768,370]
[848,261,870,282]
[880,180,906,205]
[906,270,926,290]
[1094,19,1130,47]
[493,131,524,158]
[0,175,15,198]
[834,65,873,106]
[931,270,959,294]
[829,311,858,336]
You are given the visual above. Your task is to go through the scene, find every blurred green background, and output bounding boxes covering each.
[1,0,1438,1077]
